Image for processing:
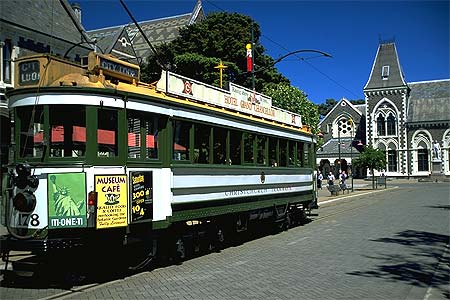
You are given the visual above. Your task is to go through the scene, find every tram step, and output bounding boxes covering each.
[11,260,40,277]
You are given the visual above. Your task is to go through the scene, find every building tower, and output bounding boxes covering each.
[363,41,408,176]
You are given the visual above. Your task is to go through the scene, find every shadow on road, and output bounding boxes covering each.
[348,230,449,297]
[1,217,313,290]
[425,204,450,210]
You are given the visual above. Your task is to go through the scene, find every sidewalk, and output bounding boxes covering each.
[316,178,405,204]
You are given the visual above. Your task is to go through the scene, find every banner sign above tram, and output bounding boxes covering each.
[156,71,302,128]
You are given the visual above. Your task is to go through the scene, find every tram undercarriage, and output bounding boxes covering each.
[1,202,312,285]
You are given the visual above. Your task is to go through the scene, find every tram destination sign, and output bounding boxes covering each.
[88,52,140,82]
[19,60,40,86]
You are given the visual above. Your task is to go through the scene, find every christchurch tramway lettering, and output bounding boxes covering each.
[225,187,292,196]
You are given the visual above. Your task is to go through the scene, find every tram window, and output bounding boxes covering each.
[213,127,227,164]
[17,106,44,158]
[127,112,162,159]
[243,132,255,164]
[173,120,190,161]
[269,137,278,167]
[97,109,118,157]
[279,139,287,167]
[127,116,141,158]
[229,130,242,165]
[288,140,295,166]
[145,116,160,159]
[303,142,309,167]
[297,142,304,167]
[256,135,267,165]
[49,105,86,157]
[194,123,210,164]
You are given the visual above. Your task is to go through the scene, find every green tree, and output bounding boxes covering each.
[349,99,365,105]
[263,83,320,133]
[142,12,320,132]
[317,98,337,117]
[142,12,289,90]
[353,145,386,189]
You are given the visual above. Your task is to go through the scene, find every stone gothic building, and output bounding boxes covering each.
[318,41,450,179]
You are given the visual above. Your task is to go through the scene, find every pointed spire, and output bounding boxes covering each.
[364,42,407,91]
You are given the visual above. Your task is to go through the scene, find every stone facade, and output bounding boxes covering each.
[318,41,450,179]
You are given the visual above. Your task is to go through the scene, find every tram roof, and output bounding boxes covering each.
[12,52,312,135]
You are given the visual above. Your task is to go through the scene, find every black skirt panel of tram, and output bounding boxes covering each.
[0,235,84,254]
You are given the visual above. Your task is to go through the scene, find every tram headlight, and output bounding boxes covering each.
[16,163,31,177]
[13,191,37,212]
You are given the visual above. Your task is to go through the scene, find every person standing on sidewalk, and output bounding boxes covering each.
[339,170,347,190]
[327,172,335,186]
[317,171,323,189]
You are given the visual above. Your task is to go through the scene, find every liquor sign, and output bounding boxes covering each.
[156,71,302,128]
[130,171,153,222]
[19,60,40,85]
[95,175,128,229]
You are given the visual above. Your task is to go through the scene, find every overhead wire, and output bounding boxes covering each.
[261,34,361,99]
[203,0,361,99]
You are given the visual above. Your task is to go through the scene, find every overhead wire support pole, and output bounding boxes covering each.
[251,22,255,91]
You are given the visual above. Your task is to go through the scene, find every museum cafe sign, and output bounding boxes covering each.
[157,71,303,128]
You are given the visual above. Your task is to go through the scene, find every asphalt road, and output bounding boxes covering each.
[1,181,449,300]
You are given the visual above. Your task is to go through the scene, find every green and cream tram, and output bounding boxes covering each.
[1,52,317,268]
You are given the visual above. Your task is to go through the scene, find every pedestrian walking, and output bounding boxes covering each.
[327,172,335,186]
[339,170,347,190]
[317,171,323,189]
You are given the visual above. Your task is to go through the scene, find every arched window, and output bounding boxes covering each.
[388,150,397,172]
[387,113,396,135]
[418,149,428,171]
[377,114,386,136]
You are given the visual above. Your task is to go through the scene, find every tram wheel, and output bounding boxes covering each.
[174,237,186,261]
[285,214,292,230]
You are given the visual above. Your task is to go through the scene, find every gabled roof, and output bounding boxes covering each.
[407,79,450,124]
[364,42,407,91]
[317,138,360,157]
[0,0,93,49]
[353,104,366,116]
[87,0,204,61]
[93,26,139,64]
[319,98,362,126]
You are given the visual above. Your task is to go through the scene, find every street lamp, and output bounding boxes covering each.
[250,49,332,91]
[338,125,341,173]
[348,118,363,192]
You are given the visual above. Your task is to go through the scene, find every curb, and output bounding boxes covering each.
[318,186,399,205]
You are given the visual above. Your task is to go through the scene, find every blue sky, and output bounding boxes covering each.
[77,0,449,105]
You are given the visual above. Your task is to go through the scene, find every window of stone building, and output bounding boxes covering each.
[386,113,396,135]
[388,150,397,172]
[417,149,428,172]
[336,117,354,138]
[377,114,386,136]
[1,40,12,84]
[382,65,389,80]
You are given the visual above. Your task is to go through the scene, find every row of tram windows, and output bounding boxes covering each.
[15,105,312,168]
[172,119,312,167]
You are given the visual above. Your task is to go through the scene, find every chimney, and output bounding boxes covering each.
[71,2,82,23]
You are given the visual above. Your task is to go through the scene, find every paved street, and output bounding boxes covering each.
[1,180,449,300]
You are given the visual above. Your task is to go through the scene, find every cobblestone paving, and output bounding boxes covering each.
[1,181,449,300]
